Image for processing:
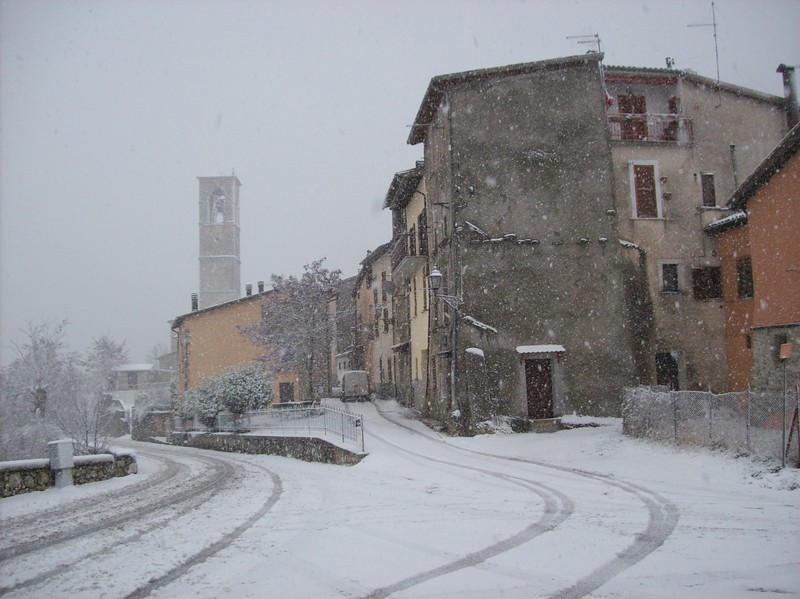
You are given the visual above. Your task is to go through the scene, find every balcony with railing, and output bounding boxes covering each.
[390,228,428,279]
[608,113,693,144]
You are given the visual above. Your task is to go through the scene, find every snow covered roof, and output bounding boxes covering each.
[115,364,154,372]
[703,210,748,234]
[516,345,566,354]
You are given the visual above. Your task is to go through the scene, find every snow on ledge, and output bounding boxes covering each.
[516,344,566,354]
[463,315,498,333]
[466,347,485,358]
[618,239,640,250]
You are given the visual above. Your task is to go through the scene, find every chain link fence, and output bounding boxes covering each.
[174,402,364,452]
[622,386,799,466]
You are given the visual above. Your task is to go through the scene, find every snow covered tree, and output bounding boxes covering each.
[219,364,272,429]
[56,336,128,454]
[0,320,80,459]
[242,259,341,400]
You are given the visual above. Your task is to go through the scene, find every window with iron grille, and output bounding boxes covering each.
[736,257,754,299]
[692,266,722,300]
[700,172,716,207]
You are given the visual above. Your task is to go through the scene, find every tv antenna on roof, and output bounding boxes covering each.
[688,1,722,104]
[566,33,602,54]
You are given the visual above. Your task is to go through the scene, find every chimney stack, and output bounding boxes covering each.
[778,64,799,130]
[246,283,252,296]
[191,293,199,312]
[258,280,265,293]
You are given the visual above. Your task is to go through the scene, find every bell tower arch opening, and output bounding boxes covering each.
[197,175,241,310]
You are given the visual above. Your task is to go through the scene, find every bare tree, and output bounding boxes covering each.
[0,320,79,459]
[242,259,341,400]
[57,336,128,454]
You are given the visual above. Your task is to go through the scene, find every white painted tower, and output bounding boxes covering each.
[197,175,241,310]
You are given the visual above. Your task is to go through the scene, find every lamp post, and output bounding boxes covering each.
[428,267,466,430]
[428,268,463,310]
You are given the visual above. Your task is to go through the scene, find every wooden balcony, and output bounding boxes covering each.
[390,232,428,280]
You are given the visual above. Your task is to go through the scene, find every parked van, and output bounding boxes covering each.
[341,370,369,402]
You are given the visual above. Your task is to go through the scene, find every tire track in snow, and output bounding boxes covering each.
[360,417,574,599]
[0,448,229,563]
[123,463,283,599]
[369,402,679,599]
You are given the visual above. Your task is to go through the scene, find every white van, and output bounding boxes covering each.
[341,370,369,402]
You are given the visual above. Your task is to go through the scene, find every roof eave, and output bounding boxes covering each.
[407,53,605,146]
[728,123,800,209]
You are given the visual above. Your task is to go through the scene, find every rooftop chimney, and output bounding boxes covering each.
[246,283,252,296]
[257,280,265,293]
[191,293,199,312]
[778,64,799,130]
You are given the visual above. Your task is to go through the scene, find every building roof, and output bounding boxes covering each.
[115,363,154,372]
[407,54,784,146]
[383,162,424,210]
[172,288,272,329]
[703,210,748,234]
[728,123,800,210]
[408,53,605,145]
[605,65,784,105]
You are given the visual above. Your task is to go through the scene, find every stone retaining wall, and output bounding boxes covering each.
[0,452,138,498]
[168,432,365,465]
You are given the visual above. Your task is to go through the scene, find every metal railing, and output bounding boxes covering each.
[608,113,693,143]
[622,387,799,465]
[174,402,365,452]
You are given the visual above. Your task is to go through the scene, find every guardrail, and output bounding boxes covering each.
[175,402,365,452]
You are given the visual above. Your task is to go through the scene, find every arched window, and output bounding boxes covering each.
[209,189,226,223]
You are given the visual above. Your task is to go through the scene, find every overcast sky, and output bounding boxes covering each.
[1,0,798,365]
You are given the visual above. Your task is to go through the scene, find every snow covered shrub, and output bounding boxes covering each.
[194,378,225,430]
[219,365,272,429]
[175,389,198,423]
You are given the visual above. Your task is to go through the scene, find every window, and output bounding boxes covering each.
[692,267,722,300]
[700,172,716,207]
[383,308,389,333]
[381,271,388,302]
[618,93,647,140]
[127,371,138,389]
[417,211,428,256]
[412,276,418,317]
[661,263,679,293]
[629,161,661,218]
[736,257,754,299]
[408,225,417,256]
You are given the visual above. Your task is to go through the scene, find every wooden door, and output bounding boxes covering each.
[525,359,553,419]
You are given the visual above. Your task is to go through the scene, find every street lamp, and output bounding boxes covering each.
[428,268,463,310]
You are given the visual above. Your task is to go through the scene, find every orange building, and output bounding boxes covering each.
[171,290,301,403]
[707,124,800,391]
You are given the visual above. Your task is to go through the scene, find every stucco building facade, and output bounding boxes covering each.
[407,54,791,424]
[708,124,800,393]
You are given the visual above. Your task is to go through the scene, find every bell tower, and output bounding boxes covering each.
[197,175,241,310]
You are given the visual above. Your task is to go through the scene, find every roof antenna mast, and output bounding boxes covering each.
[688,1,722,104]
[566,33,602,54]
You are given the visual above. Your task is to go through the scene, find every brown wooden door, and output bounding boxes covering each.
[525,359,553,419]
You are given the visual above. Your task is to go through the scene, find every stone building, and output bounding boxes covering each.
[407,53,791,425]
[706,122,800,392]
[352,243,396,398]
[384,162,430,410]
[198,175,242,310]
[330,276,358,386]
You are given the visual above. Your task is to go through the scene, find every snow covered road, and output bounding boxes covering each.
[0,399,797,598]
